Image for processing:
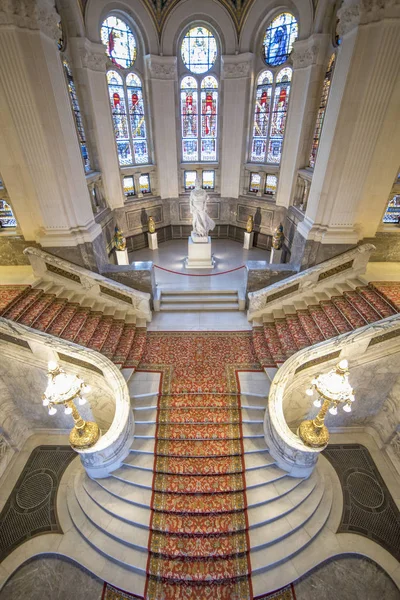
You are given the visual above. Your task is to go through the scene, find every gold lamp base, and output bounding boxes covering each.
[69,421,100,449]
[298,419,329,448]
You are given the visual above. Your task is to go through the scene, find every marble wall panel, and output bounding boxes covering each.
[178,202,220,221]
[126,204,164,231]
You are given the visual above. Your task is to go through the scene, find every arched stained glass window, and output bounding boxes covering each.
[181,76,199,161]
[102,15,150,166]
[309,54,336,168]
[263,13,298,67]
[63,59,91,173]
[250,67,292,164]
[181,26,217,74]
[101,16,137,68]
[201,76,218,161]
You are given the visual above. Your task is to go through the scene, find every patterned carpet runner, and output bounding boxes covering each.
[138,332,261,600]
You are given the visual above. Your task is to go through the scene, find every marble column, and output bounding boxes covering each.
[220,53,254,199]
[145,55,179,199]
[275,34,330,208]
[0,0,105,270]
[69,38,125,209]
[296,0,400,263]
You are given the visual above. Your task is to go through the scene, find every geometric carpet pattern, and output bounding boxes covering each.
[138,331,261,600]
[0,445,76,562]
[323,444,400,561]
[251,282,399,368]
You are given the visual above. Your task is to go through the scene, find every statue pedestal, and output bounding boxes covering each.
[186,236,213,269]
[115,249,129,265]
[270,247,283,264]
[243,231,254,250]
[148,232,158,250]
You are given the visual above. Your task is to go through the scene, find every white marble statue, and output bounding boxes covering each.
[189,178,215,241]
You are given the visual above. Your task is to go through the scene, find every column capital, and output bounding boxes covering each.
[221,53,253,79]
[145,55,177,80]
[291,34,329,69]
[0,0,60,41]
[71,38,108,72]
[337,0,400,38]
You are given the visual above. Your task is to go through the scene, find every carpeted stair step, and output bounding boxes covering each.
[87,316,114,351]
[33,297,67,331]
[308,305,338,338]
[74,312,102,345]
[331,295,367,328]
[251,328,275,367]
[152,512,248,535]
[263,323,286,363]
[370,281,400,310]
[357,286,397,317]
[112,323,136,364]
[320,300,353,333]
[61,307,90,341]
[148,530,248,559]
[133,406,264,424]
[2,288,43,320]
[17,293,55,327]
[146,555,250,582]
[274,319,298,356]
[285,314,311,350]
[128,436,269,456]
[296,310,325,344]
[0,285,29,314]
[123,328,147,368]
[46,303,79,336]
[344,290,382,322]
[101,320,125,359]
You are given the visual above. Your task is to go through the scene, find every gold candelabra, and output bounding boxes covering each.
[43,361,100,449]
[298,359,355,448]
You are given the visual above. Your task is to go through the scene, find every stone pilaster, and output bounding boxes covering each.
[275,34,330,208]
[220,53,253,198]
[69,37,125,209]
[0,0,105,268]
[145,55,179,199]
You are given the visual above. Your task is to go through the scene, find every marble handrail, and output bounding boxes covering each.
[23,246,152,321]
[0,317,134,478]
[248,243,375,319]
[266,313,400,477]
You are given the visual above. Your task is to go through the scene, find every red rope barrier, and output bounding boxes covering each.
[153,264,246,277]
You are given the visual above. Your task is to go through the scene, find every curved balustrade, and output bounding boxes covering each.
[266,313,400,477]
[248,243,375,320]
[0,317,134,478]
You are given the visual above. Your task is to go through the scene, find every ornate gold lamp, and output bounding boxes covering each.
[298,359,355,448]
[43,361,100,449]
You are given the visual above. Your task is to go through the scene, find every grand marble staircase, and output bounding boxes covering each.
[0,283,147,369]
[251,279,399,368]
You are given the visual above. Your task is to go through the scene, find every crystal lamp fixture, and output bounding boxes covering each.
[298,359,355,448]
[43,361,100,449]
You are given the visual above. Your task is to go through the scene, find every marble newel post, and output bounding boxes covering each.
[296,0,400,262]
[275,34,330,208]
[0,0,105,270]
[220,53,253,198]
[69,38,125,209]
[145,56,179,199]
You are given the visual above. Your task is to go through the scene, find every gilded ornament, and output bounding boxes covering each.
[148,216,156,233]
[272,223,284,250]
[246,215,253,233]
[114,225,126,251]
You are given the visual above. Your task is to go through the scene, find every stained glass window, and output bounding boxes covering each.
[181,27,217,74]
[250,68,292,165]
[0,199,17,228]
[63,60,91,173]
[263,13,298,67]
[309,54,336,168]
[139,174,151,194]
[383,195,400,223]
[184,171,197,190]
[126,73,149,164]
[265,174,278,195]
[249,173,261,193]
[101,16,137,69]
[123,176,135,197]
[181,76,199,161]
[202,170,215,189]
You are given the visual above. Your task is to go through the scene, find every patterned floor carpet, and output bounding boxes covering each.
[138,332,261,600]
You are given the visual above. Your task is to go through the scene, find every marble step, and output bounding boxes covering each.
[133,407,264,424]
[250,473,333,575]
[161,293,238,303]
[129,436,268,454]
[246,475,304,508]
[83,475,151,529]
[67,480,148,572]
[159,302,240,311]
[160,289,239,295]
[112,464,286,489]
[247,469,318,528]
[95,476,153,508]
[126,448,275,472]
[133,422,264,438]
[248,471,325,548]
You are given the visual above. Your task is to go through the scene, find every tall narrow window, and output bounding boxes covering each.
[179,26,219,163]
[101,15,150,166]
[63,60,91,173]
[250,12,297,166]
[250,68,292,164]
[309,54,336,168]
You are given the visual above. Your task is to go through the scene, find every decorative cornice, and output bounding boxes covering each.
[221,53,253,79]
[80,48,107,72]
[337,0,361,36]
[0,0,60,41]
[337,0,400,37]
[292,44,319,69]
[145,55,177,80]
